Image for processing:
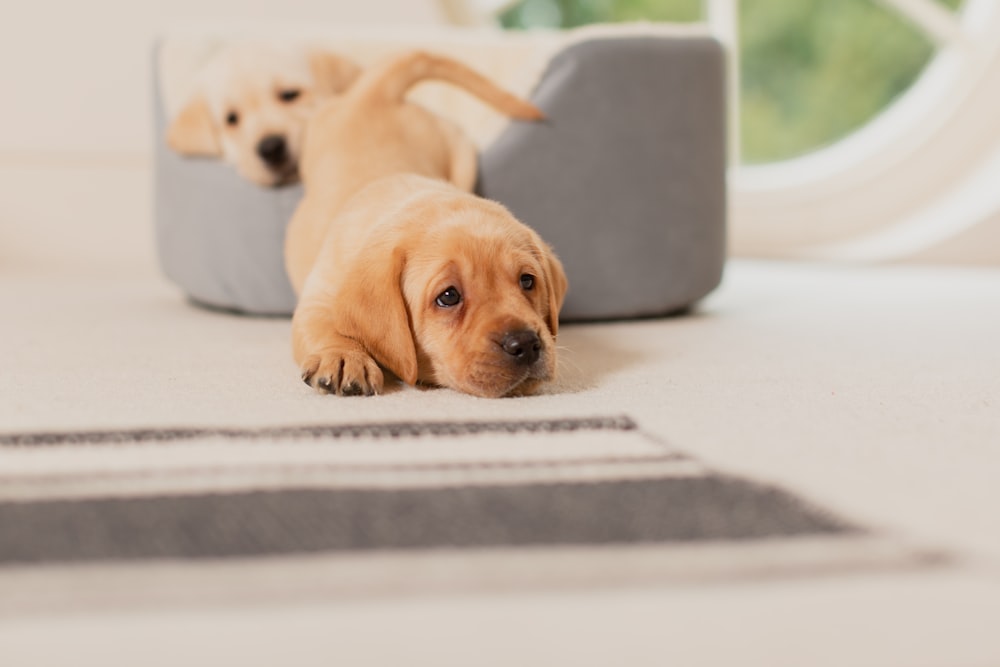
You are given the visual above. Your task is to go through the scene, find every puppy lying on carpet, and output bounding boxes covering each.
[167,43,361,186]
[288,51,567,398]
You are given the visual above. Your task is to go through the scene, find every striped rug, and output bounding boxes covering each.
[0,415,934,615]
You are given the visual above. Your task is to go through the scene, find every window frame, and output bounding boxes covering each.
[727,0,1000,259]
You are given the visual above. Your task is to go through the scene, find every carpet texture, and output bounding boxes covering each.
[2,260,999,666]
[0,414,924,616]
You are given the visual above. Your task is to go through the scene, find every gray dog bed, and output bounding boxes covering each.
[153,34,726,320]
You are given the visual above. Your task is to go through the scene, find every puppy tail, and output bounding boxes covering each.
[362,50,544,121]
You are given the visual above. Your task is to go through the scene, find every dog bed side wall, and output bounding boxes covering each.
[152,34,727,320]
[478,36,728,320]
[152,50,301,315]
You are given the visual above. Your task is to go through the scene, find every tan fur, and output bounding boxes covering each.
[166,94,220,156]
[287,51,566,398]
[166,44,360,186]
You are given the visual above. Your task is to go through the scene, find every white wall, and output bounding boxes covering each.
[0,0,443,157]
[0,1,445,272]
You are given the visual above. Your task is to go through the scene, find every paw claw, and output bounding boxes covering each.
[298,349,384,397]
[300,358,319,386]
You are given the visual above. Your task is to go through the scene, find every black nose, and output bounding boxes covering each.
[256,135,288,167]
[500,330,541,366]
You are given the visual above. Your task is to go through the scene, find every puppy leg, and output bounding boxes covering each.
[293,303,384,396]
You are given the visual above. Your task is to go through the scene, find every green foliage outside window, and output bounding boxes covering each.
[500,0,963,164]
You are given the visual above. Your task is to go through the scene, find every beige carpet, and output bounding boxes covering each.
[2,258,999,665]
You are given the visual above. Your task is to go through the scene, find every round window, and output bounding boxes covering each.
[499,0,963,164]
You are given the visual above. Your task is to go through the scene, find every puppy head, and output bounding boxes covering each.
[167,43,360,186]
[402,203,567,398]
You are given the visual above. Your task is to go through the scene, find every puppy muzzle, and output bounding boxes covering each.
[257,134,289,167]
[490,329,553,396]
[500,330,542,367]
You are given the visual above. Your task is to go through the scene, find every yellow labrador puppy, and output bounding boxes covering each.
[288,51,567,398]
[167,42,361,186]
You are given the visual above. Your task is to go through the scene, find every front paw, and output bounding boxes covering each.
[300,349,384,396]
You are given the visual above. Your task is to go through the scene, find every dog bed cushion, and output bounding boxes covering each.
[153,26,726,320]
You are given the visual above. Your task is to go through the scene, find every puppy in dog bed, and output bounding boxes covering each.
[167,42,361,186]
[289,51,567,398]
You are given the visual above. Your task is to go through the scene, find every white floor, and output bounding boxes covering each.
[2,568,999,667]
[2,254,999,665]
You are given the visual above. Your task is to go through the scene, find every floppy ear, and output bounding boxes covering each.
[541,244,568,336]
[334,245,419,385]
[166,94,221,156]
[309,50,362,95]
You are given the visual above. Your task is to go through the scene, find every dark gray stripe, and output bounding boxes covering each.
[0,415,636,447]
[0,476,856,565]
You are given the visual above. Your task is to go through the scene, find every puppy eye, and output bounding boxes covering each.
[519,274,535,291]
[435,287,462,308]
[278,89,301,103]
[225,111,239,127]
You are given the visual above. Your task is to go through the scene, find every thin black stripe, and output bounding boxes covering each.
[0,415,637,447]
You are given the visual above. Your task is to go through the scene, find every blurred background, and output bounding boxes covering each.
[499,0,963,164]
[1,0,997,272]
